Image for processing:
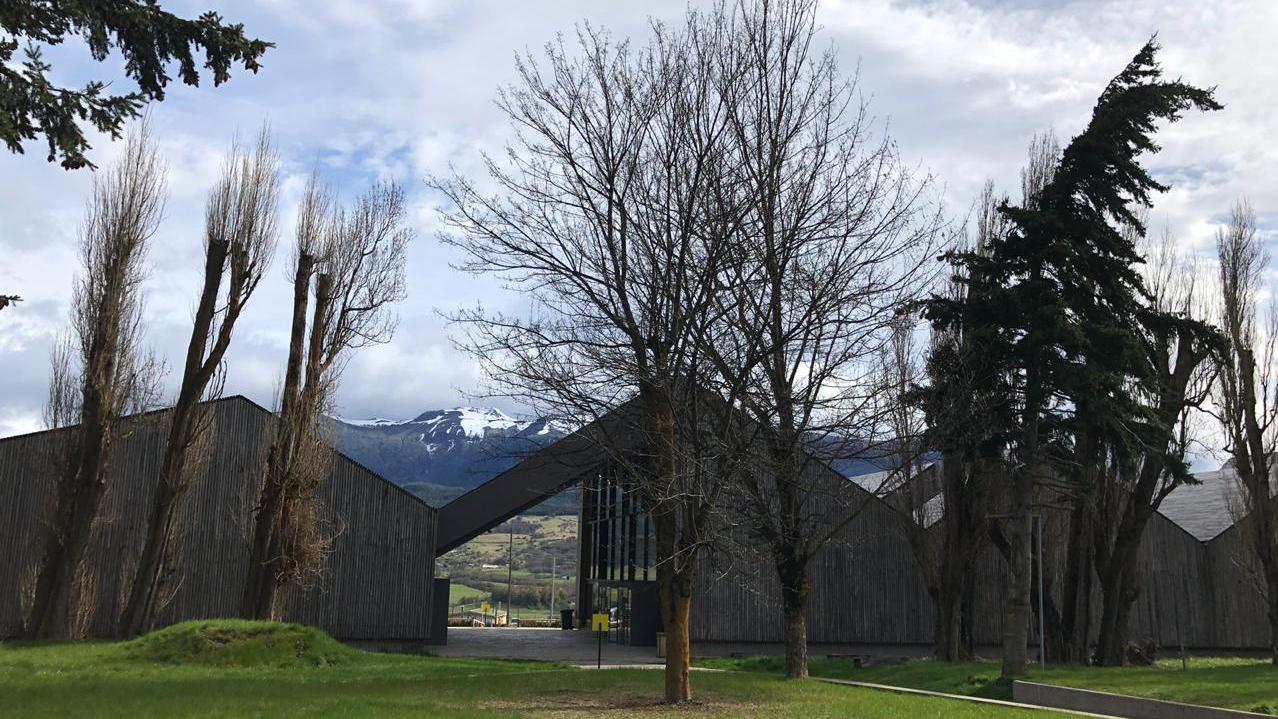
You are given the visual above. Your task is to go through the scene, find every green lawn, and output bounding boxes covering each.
[0,621,1074,718]
[701,655,1278,715]
[448,582,487,605]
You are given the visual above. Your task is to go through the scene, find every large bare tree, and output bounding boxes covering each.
[242,178,410,620]
[27,124,165,638]
[702,0,942,680]
[119,130,280,636]
[433,10,742,701]
[1214,199,1278,665]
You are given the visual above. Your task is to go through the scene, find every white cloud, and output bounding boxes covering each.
[1,0,1274,454]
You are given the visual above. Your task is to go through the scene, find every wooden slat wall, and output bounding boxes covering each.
[688,478,1270,649]
[690,484,935,645]
[1203,526,1271,649]
[0,396,436,640]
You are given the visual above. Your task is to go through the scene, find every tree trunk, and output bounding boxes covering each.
[1267,570,1278,667]
[121,239,229,636]
[961,573,977,657]
[1001,465,1034,679]
[660,565,693,702]
[778,556,810,678]
[934,535,973,661]
[652,504,693,703]
[119,469,179,635]
[1094,569,1132,666]
[28,451,109,639]
[1270,610,1278,667]
[1094,540,1142,666]
[935,470,978,661]
[645,380,695,704]
[242,466,285,619]
[243,252,313,620]
[934,586,964,661]
[29,385,114,639]
[1059,497,1093,665]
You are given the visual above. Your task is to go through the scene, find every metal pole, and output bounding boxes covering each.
[508,527,514,626]
[550,555,556,621]
[1176,574,1188,671]
[1036,514,1046,669]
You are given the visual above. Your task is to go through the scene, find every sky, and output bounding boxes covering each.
[1,0,1275,441]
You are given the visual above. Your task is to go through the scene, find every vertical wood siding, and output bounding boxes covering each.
[689,481,935,645]
[687,470,1269,649]
[0,396,436,640]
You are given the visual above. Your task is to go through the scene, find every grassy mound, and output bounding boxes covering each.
[125,620,357,668]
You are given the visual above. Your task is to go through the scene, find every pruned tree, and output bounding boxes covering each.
[1,0,270,169]
[700,0,942,680]
[433,10,741,702]
[923,40,1219,678]
[27,123,165,639]
[242,178,411,620]
[119,130,279,637]
[1213,199,1278,665]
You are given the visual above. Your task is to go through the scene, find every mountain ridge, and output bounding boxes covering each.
[329,407,574,496]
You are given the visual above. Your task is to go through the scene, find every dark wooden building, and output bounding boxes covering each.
[0,396,438,641]
[435,402,1273,651]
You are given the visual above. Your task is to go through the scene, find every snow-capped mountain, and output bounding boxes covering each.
[330,407,575,496]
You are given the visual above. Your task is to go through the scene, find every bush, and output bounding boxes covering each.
[125,620,356,668]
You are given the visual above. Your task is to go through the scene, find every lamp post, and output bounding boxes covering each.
[507,526,514,626]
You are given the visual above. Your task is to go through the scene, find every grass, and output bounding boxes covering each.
[124,620,356,668]
[700,654,1278,714]
[0,620,1074,718]
[449,583,488,605]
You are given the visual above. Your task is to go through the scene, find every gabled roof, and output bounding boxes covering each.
[1159,468,1245,542]
[0,394,434,514]
[859,457,1245,545]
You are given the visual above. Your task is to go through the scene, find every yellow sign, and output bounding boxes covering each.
[482,603,492,615]
[591,612,609,632]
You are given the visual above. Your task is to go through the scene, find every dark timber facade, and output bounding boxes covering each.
[0,396,438,641]
[435,406,1276,651]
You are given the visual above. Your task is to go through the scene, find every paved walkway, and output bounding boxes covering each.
[432,627,661,664]
[431,627,932,666]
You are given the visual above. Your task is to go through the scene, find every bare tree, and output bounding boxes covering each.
[1214,199,1278,665]
[433,9,743,701]
[699,0,942,680]
[243,178,410,620]
[119,130,280,636]
[27,123,165,638]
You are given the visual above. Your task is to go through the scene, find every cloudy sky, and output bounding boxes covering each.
[1,0,1275,441]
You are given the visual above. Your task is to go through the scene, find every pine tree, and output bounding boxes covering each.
[923,38,1219,678]
[1,1,270,169]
